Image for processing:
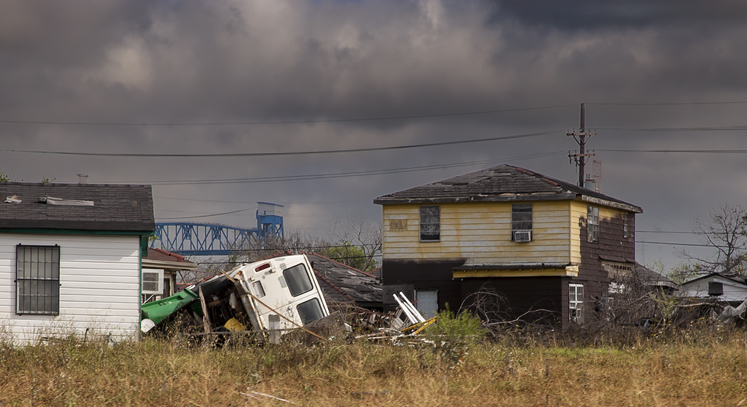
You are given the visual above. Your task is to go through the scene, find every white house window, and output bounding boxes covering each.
[511,204,533,241]
[569,283,584,324]
[142,269,164,295]
[587,206,599,243]
[420,206,440,242]
[16,245,60,315]
[623,213,630,238]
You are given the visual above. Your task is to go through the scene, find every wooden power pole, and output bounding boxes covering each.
[567,103,596,187]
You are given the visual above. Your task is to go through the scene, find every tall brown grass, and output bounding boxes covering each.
[1,325,746,406]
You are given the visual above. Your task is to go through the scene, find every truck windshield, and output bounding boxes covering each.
[283,264,313,297]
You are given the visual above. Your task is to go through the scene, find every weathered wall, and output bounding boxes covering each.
[382,259,465,312]
[0,233,141,343]
[574,201,637,317]
[382,201,573,266]
[460,276,566,323]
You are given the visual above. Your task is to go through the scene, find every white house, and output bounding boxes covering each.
[0,182,154,343]
[679,273,747,303]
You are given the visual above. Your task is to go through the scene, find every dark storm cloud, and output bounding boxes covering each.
[1,0,746,268]
[488,1,747,30]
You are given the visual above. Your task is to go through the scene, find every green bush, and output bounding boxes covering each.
[424,307,486,341]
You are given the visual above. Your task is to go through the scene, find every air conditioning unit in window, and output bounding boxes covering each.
[514,230,532,242]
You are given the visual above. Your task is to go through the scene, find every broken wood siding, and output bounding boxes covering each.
[382,201,573,266]
[574,201,636,313]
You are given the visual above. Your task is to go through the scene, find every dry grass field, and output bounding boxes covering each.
[1,323,746,406]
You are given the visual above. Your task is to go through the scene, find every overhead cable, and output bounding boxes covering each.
[145,151,566,186]
[0,131,555,158]
[0,104,576,126]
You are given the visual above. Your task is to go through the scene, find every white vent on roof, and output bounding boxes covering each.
[514,230,532,242]
[39,196,94,206]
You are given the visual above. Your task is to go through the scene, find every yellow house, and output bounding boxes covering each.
[374,164,642,327]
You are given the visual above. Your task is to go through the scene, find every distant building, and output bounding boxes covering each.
[374,164,642,328]
[142,248,198,303]
[680,273,747,304]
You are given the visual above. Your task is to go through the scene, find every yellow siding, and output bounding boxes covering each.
[382,201,572,264]
[599,205,627,220]
[570,201,585,264]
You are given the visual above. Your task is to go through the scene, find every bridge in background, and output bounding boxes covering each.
[151,202,284,256]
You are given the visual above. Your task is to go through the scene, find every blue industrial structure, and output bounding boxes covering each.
[151,202,284,256]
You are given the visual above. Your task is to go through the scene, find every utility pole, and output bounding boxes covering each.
[567,103,596,187]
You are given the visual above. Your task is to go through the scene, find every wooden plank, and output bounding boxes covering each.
[198,286,212,334]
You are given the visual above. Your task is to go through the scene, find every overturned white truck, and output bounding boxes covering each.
[141,254,331,337]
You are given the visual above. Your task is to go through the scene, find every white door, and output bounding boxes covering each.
[415,290,438,319]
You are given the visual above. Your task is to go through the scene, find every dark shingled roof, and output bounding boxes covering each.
[635,264,679,290]
[374,164,642,213]
[0,182,155,233]
[307,254,382,308]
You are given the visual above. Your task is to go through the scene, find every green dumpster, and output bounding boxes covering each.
[141,288,200,325]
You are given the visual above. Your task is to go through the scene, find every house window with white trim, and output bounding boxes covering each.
[420,206,440,242]
[587,206,599,243]
[16,245,60,315]
[623,213,630,238]
[511,204,533,242]
[569,283,584,324]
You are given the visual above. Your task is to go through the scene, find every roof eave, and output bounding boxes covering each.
[578,195,642,213]
[142,258,198,271]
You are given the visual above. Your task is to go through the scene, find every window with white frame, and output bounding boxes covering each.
[419,206,440,242]
[16,245,60,315]
[142,269,164,295]
[569,283,584,324]
[623,213,630,238]
[511,204,533,241]
[587,206,599,243]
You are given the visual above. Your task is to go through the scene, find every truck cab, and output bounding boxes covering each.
[230,254,330,332]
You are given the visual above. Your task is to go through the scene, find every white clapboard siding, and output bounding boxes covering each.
[0,233,141,344]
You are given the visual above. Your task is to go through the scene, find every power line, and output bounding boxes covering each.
[598,125,747,132]
[0,131,554,158]
[590,101,747,106]
[599,149,747,154]
[144,151,566,186]
[158,207,254,220]
[637,230,700,234]
[3,100,747,127]
[636,240,718,248]
[0,104,576,126]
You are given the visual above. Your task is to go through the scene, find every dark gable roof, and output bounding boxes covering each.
[306,254,382,306]
[374,164,642,213]
[0,182,155,233]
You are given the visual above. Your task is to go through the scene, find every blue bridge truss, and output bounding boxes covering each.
[151,203,284,256]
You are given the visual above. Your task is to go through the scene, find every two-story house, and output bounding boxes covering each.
[374,164,642,328]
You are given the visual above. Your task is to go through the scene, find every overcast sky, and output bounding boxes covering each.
[3,0,747,270]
